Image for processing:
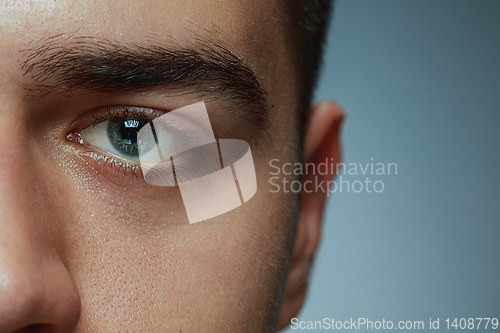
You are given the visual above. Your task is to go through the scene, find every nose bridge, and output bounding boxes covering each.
[0,114,42,235]
[0,111,81,332]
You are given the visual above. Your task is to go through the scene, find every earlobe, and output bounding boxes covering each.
[277,100,344,331]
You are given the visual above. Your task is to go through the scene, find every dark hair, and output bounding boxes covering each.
[279,0,334,121]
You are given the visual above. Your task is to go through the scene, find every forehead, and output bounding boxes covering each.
[0,0,283,70]
[0,0,296,117]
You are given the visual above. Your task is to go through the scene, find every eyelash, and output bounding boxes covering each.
[89,107,158,128]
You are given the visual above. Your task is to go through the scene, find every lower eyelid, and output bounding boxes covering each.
[79,150,143,178]
[74,149,181,201]
[66,129,132,169]
[70,136,225,205]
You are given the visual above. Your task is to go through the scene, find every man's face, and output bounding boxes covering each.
[0,1,302,332]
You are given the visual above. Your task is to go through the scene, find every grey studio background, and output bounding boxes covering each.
[284,0,500,332]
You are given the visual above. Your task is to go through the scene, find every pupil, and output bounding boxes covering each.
[108,118,149,157]
[121,119,141,145]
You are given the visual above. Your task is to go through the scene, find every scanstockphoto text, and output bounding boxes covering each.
[268,158,398,195]
[290,317,499,330]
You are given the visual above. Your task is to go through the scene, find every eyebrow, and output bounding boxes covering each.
[21,35,268,127]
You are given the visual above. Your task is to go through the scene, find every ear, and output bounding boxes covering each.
[277,100,344,330]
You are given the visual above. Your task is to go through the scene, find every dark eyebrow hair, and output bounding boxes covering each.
[21,35,268,128]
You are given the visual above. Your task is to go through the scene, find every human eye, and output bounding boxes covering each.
[67,105,192,189]
[66,106,161,178]
[67,104,220,187]
[80,114,153,161]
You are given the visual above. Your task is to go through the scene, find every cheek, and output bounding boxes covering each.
[49,152,296,331]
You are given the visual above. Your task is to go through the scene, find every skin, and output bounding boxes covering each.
[0,1,343,332]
